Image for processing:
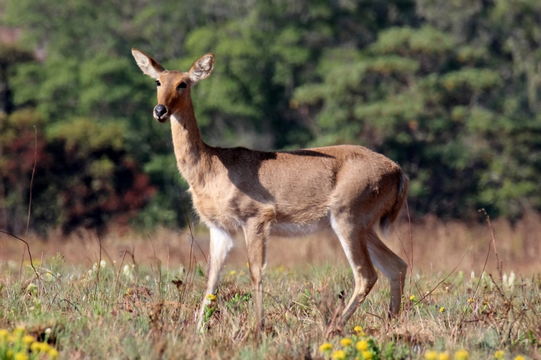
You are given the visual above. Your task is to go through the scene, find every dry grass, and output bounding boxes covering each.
[2,212,540,274]
[0,214,540,359]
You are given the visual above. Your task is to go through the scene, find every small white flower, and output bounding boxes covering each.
[122,264,135,281]
[502,271,515,290]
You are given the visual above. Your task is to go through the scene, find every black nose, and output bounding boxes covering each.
[154,104,167,118]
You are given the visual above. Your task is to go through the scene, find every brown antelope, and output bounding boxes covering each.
[131,49,409,335]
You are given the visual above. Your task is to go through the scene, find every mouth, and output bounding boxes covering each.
[153,114,169,123]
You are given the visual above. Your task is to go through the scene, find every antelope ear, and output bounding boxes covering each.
[131,48,164,80]
[188,54,215,83]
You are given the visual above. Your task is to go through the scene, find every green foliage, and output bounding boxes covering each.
[381,341,410,360]
[0,43,34,114]
[293,19,535,219]
[0,110,46,233]
[42,118,155,233]
[224,292,252,312]
[0,113,154,233]
[1,0,541,231]
[370,26,456,56]
[47,118,125,153]
[134,154,191,229]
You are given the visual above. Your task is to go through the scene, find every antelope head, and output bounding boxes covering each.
[131,49,215,122]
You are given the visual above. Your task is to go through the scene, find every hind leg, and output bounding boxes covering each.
[367,231,407,316]
[330,213,378,331]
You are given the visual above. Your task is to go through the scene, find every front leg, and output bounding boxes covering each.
[243,220,269,336]
[196,226,234,332]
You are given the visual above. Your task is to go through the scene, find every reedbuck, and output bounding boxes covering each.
[131,49,409,335]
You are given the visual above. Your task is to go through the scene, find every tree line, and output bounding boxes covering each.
[1,0,540,234]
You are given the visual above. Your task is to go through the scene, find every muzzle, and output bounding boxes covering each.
[153,104,169,122]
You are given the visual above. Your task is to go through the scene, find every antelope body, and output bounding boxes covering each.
[131,49,409,335]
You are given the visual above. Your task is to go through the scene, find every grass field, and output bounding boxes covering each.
[1,215,540,359]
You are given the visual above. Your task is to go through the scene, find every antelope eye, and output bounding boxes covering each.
[156,80,161,86]
[177,82,187,90]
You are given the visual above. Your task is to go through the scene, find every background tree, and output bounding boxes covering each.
[1,0,541,233]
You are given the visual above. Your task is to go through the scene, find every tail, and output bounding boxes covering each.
[379,169,409,236]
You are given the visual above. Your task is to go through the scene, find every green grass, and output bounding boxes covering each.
[0,257,539,359]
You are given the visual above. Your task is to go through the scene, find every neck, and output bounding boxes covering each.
[170,102,210,187]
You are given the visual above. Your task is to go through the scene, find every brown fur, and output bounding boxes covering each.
[131,49,409,335]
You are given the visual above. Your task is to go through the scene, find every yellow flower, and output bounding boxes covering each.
[513,356,525,360]
[353,325,366,336]
[340,337,352,347]
[425,350,438,360]
[23,335,35,344]
[228,270,237,276]
[14,353,29,360]
[356,340,369,351]
[439,352,450,360]
[0,329,8,339]
[48,348,59,359]
[409,295,416,301]
[454,349,469,360]
[206,294,217,301]
[31,342,50,353]
[494,350,505,359]
[319,343,333,352]
[362,350,374,359]
[332,350,346,360]
[31,342,41,352]
[439,306,446,313]
[467,298,474,304]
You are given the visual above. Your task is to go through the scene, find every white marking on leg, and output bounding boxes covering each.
[197,226,234,330]
[205,226,233,294]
